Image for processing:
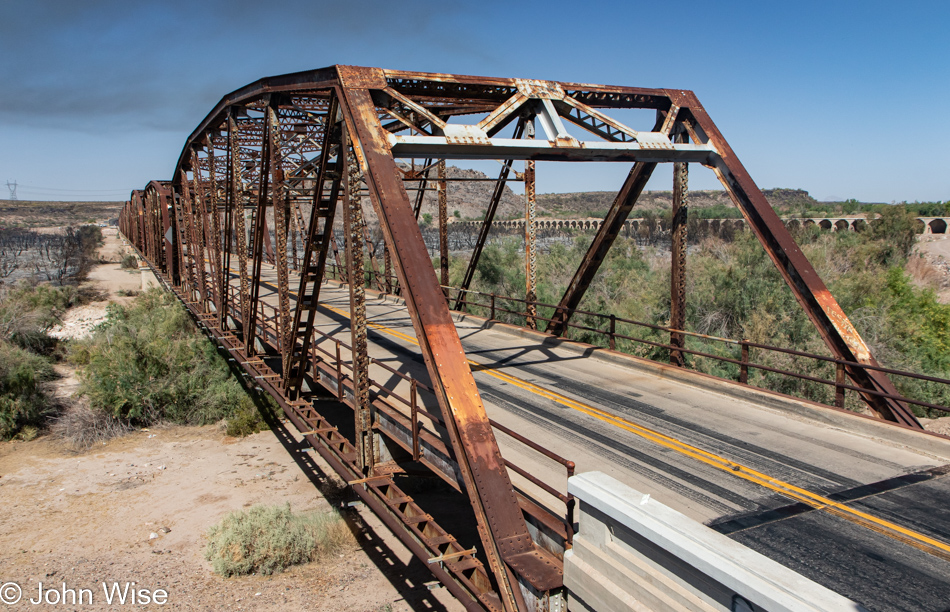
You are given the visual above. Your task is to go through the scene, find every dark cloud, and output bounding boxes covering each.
[0,0,473,132]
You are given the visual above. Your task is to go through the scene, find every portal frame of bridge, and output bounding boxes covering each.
[119,65,923,612]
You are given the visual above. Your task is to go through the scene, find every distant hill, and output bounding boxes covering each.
[407,165,827,220]
[0,200,122,228]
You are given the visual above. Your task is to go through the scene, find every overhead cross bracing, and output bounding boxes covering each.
[118,65,946,611]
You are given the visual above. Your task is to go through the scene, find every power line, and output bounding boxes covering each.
[5,180,17,201]
[15,184,129,194]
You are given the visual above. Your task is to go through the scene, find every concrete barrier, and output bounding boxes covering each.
[564,472,867,612]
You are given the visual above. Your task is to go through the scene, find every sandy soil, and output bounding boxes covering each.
[1,229,464,611]
[0,426,463,611]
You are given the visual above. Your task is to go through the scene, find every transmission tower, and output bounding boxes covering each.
[5,180,17,201]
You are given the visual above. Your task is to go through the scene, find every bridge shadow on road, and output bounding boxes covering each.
[260,401,456,612]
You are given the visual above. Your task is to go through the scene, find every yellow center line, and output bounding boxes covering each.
[237,270,950,558]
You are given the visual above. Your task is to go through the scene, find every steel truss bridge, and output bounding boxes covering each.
[118,66,950,611]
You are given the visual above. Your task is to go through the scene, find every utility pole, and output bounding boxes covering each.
[5,180,17,201]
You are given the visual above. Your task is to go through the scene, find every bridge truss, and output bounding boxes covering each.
[118,65,922,612]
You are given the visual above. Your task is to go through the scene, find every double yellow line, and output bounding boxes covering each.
[241,271,950,560]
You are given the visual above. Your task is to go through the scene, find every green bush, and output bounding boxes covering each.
[459,204,950,415]
[0,341,55,439]
[71,288,253,426]
[204,504,349,576]
[120,254,138,270]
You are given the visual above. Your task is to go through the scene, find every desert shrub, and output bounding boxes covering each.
[0,340,56,439]
[461,204,950,414]
[204,504,350,576]
[71,288,253,426]
[50,404,133,450]
[120,254,138,270]
[224,396,273,437]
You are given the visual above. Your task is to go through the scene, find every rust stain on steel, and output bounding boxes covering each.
[337,78,536,611]
[120,65,926,611]
[666,88,918,427]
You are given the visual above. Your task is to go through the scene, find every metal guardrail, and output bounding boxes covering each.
[323,262,950,418]
[226,281,577,538]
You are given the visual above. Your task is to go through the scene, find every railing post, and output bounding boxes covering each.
[835,361,846,409]
[739,340,749,384]
[609,314,616,351]
[490,293,496,321]
[410,378,420,462]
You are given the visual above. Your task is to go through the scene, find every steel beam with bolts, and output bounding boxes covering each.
[118,64,922,612]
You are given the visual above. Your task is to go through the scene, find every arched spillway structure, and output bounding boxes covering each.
[118,65,923,612]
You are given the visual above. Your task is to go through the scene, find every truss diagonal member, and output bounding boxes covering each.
[285,93,344,398]
[338,77,540,612]
[476,91,530,135]
[547,161,657,336]
[669,90,921,429]
[382,87,447,131]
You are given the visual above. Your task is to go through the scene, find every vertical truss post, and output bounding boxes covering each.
[159,187,175,283]
[229,112,251,347]
[524,121,538,330]
[343,139,373,472]
[171,188,189,290]
[267,105,293,374]
[670,132,688,367]
[221,140,233,330]
[340,78,537,612]
[290,203,300,271]
[204,138,225,327]
[180,164,206,305]
[194,152,217,314]
[246,106,273,356]
[438,159,449,293]
[384,246,393,293]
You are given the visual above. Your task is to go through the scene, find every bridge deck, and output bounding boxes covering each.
[240,263,950,611]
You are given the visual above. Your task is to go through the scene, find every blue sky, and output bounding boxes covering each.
[1,0,947,203]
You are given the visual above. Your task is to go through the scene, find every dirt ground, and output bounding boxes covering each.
[915,234,950,303]
[0,228,465,611]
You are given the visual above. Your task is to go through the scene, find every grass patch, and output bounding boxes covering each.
[204,504,350,576]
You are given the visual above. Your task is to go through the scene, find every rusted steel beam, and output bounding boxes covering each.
[267,105,293,375]
[124,66,927,611]
[668,90,921,428]
[670,132,688,367]
[246,109,273,356]
[343,137,374,471]
[438,159,449,291]
[228,111,251,347]
[285,93,344,398]
[411,157,432,220]
[523,121,537,331]
[337,72,542,612]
